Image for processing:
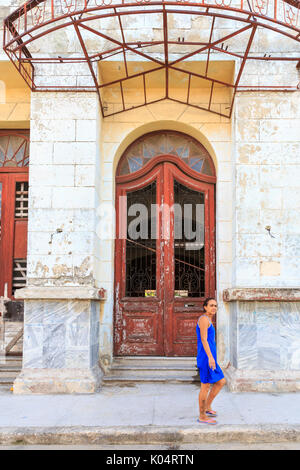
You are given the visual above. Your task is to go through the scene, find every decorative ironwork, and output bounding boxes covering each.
[3,1,300,119]
[125,182,157,297]
[118,131,214,176]
[0,133,30,168]
[174,180,205,297]
[4,0,300,33]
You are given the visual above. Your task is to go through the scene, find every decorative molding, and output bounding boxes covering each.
[14,286,106,301]
[223,288,300,302]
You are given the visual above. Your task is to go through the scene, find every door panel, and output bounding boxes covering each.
[125,182,157,297]
[114,159,215,356]
[0,173,28,299]
[114,165,164,356]
[163,162,215,356]
[0,181,2,244]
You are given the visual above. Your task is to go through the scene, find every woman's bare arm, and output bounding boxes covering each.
[198,316,216,370]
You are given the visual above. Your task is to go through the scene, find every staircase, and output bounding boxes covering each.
[0,355,22,388]
[102,356,200,385]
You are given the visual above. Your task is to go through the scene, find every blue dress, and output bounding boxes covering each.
[196,317,224,384]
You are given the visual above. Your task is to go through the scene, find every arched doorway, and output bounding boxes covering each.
[114,131,216,357]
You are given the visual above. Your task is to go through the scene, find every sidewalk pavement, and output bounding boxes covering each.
[0,382,300,446]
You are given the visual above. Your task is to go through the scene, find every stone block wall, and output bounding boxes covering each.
[27,91,102,289]
[234,91,300,287]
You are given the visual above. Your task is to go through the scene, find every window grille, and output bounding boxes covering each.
[15,182,29,219]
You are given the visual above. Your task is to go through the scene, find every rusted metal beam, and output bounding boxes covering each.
[72,18,103,112]
[169,23,253,67]
[163,5,169,99]
[115,8,129,79]
[283,0,300,9]
[205,16,215,77]
[229,24,258,118]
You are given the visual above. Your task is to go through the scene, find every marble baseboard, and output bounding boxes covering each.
[13,367,102,394]
[22,299,100,370]
[225,365,300,393]
[15,298,102,394]
[230,301,300,371]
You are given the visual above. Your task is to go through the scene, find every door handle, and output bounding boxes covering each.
[184,303,195,307]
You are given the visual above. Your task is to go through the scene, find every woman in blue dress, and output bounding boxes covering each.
[196,298,226,424]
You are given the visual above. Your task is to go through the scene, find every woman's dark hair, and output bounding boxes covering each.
[203,297,216,312]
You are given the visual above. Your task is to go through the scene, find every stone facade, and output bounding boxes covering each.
[0,0,300,392]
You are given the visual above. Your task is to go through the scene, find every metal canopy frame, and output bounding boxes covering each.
[3,0,300,118]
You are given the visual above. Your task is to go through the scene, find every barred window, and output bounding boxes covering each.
[15,182,29,219]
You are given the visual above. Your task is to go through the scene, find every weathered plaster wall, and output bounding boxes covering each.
[27,90,102,289]
[234,91,300,287]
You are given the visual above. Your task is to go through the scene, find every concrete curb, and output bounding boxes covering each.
[0,425,300,445]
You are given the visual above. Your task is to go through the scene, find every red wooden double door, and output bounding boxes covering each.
[114,157,215,356]
[0,170,28,300]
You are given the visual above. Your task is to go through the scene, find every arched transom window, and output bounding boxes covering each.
[117,131,214,177]
[0,131,30,168]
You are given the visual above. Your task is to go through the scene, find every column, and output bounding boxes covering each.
[14,89,105,393]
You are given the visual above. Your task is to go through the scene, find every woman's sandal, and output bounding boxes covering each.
[206,410,217,417]
[197,418,217,425]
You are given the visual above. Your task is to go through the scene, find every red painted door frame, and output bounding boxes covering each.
[114,163,165,356]
[0,168,29,299]
[163,162,215,356]
[114,156,216,356]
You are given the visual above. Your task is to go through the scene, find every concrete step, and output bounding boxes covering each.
[1,425,300,446]
[103,356,199,384]
[0,356,22,386]
[0,365,22,372]
[108,365,198,378]
[113,356,196,365]
[103,375,199,385]
[0,356,22,362]
[0,374,18,387]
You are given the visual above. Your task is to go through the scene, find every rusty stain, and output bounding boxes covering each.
[98,288,106,299]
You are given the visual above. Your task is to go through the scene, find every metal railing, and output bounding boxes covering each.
[4,0,300,36]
